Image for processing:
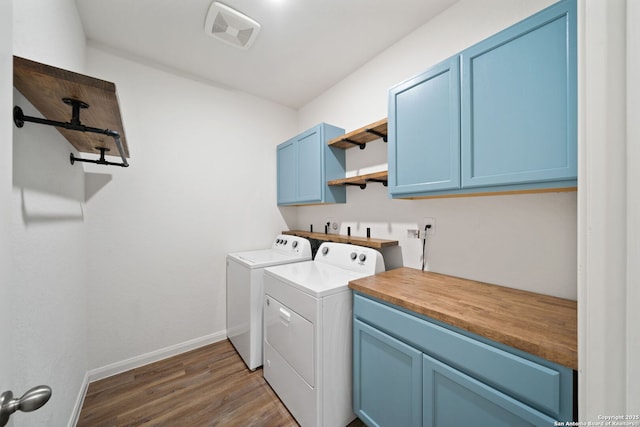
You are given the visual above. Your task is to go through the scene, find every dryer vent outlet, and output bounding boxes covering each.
[204,2,261,49]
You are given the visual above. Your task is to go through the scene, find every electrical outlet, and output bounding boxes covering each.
[423,217,436,235]
[407,229,420,239]
[325,218,338,232]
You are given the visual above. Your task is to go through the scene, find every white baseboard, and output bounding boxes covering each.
[88,331,227,383]
[68,371,90,427]
[67,332,227,426]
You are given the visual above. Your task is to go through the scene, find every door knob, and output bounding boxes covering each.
[0,385,52,426]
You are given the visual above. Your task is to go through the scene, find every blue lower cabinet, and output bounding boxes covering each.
[353,293,574,427]
[353,319,422,427]
[423,354,556,427]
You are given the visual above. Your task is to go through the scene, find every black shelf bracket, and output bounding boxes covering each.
[13,98,129,167]
[341,137,366,150]
[344,182,367,190]
[365,178,388,187]
[342,178,387,190]
[70,147,126,167]
[365,128,387,142]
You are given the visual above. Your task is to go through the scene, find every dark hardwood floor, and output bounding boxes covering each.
[78,339,366,426]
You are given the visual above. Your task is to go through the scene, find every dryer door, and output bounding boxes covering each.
[264,295,315,387]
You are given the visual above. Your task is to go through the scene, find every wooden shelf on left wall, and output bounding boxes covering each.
[13,55,130,158]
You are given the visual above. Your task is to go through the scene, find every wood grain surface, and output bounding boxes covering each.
[283,230,398,249]
[78,339,366,426]
[78,340,296,426]
[13,56,129,158]
[327,118,387,149]
[403,186,577,200]
[349,267,577,370]
[328,171,388,187]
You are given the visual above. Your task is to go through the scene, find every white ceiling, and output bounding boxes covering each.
[75,0,458,109]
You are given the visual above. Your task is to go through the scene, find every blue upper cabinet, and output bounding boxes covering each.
[276,139,297,205]
[388,57,461,196]
[388,0,576,198]
[461,0,577,189]
[276,123,346,206]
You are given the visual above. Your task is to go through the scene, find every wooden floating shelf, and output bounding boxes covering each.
[328,118,387,149]
[283,230,398,250]
[328,171,388,189]
[13,55,129,158]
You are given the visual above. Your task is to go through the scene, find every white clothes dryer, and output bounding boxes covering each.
[226,234,311,370]
[263,242,385,427]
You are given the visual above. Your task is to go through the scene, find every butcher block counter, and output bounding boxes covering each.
[348,267,577,370]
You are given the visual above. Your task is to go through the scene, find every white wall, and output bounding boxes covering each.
[83,46,297,372]
[11,0,89,425]
[7,0,636,422]
[294,0,577,300]
[13,0,85,73]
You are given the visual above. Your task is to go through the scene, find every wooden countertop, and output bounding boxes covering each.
[349,267,577,370]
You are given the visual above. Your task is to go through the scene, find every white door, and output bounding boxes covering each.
[0,0,15,425]
[0,263,12,425]
[0,4,50,425]
[0,0,14,420]
[1,0,14,423]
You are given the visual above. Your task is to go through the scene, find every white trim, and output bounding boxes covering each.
[68,371,90,427]
[579,0,632,419]
[88,331,227,383]
[67,333,228,425]
[626,0,640,412]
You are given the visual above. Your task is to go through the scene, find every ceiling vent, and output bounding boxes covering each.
[204,2,261,50]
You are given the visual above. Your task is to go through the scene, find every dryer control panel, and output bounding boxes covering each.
[315,242,385,275]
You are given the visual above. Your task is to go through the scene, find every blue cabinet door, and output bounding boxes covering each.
[276,123,345,206]
[460,0,577,188]
[276,139,297,205]
[423,354,557,427]
[296,127,323,203]
[353,319,422,427]
[388,56,461,196]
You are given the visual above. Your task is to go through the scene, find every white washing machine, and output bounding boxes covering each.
[226,234,311,371]
[263,242,385,427]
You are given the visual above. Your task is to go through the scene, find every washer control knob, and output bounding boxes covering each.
[350,252,357,260]
[283,240,287,245]
[322,246,329,255]
[292,241,298,248]
[359,253,367,262]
